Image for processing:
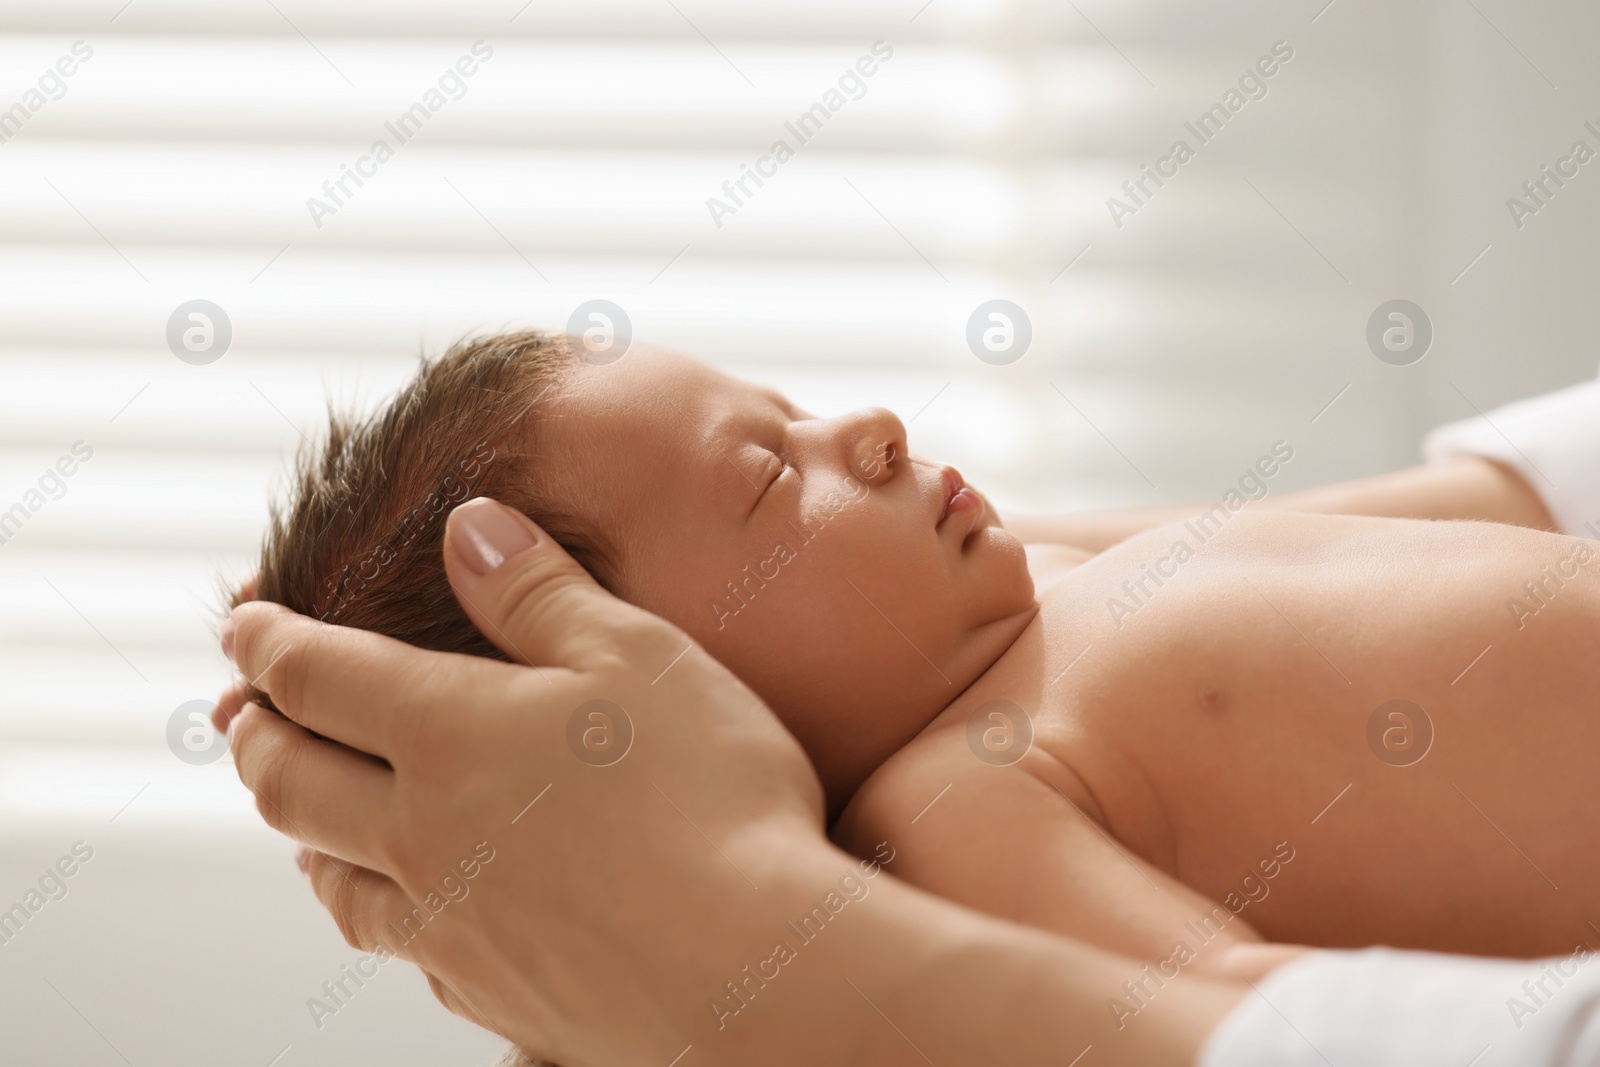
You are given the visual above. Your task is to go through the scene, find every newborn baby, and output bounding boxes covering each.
[242,330,1600,1052]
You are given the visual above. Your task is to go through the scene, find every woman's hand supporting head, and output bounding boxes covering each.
[219,496,832,1062]
[219,496,1243,1067]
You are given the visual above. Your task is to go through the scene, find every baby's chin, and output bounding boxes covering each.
[969,524,1041,609]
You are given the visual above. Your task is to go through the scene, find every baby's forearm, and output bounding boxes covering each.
[1008,456,1555,552]
[1260,455,1555,529]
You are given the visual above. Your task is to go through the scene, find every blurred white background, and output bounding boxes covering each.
[2,0,1598,1063]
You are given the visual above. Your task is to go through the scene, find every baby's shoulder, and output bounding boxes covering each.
[832,710,1110,865]
[832,718,1090,860]
[831,728,970,857]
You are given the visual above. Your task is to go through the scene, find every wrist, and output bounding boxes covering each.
[687,825,1244,1067]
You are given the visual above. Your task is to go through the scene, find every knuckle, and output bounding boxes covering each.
[379,826,424,885]
[233,603,291,679]
[594,614,688,681]
[330,867,366,950]
[614,610,682,655]
[253,789,287,834]
[588,644,643,682]
[489,554,691,677]
[267,641,311,719]
[227,705,263,774]
[254,737,301,834]
[494,564,584,636]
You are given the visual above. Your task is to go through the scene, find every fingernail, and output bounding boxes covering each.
[220,618,236,661]
[295,845,311,875]
[452,497,538,575]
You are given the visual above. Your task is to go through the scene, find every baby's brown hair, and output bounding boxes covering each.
[237,330,607,1066]
[233,328,617,679]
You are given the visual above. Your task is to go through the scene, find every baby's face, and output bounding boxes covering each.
[539,347,1038,810]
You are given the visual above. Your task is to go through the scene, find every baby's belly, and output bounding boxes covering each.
[1016,511,1600,957]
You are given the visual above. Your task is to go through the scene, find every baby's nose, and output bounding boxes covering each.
[845,406,905,484]
[853,438,896,482]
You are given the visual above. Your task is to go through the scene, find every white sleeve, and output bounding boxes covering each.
[1197,947,1600,1067]
[1422,375,1600,537]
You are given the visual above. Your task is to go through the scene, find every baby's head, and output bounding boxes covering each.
[240,330,1037,810]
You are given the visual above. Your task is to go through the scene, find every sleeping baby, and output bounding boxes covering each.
[238,330,1600,1058]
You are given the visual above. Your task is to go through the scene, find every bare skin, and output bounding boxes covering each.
[220,501,1247,1067]
[517,345,1598,985]
[840,507,1600,984]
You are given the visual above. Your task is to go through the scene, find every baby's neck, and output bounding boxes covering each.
[824,595,1046,821]
[1023,542,1098,594]
[834,544,1095,809]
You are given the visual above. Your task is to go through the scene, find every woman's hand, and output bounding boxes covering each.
[219,496,1244,1067]
[218,498,832,1065]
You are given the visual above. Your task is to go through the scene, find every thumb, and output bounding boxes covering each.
[442,496,675,672]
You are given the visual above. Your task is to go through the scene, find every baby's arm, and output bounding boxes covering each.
[1007,455,1554,553]
[1013,373,1600,549]
[834,737,1304,984]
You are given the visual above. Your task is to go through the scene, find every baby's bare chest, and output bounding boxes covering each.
[939,518,1600,949]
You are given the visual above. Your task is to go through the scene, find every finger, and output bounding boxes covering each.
[212,681,250,734]
[304,851,515,1050]
[308,848,543,1065]
[226,599,503,760]
[230,702,397,872]
[424,971,501,1035]
[302,849,420,960]
[443,497,682,672]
